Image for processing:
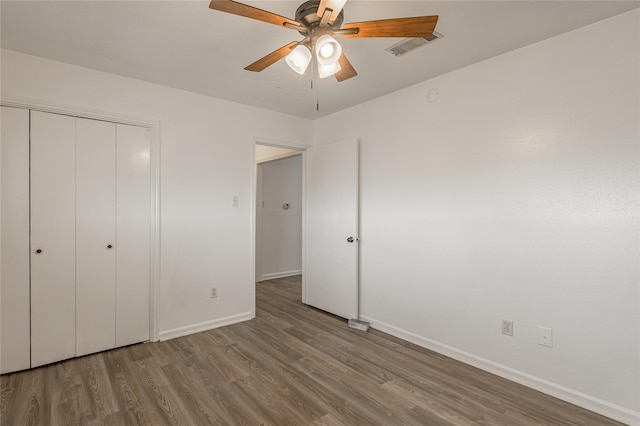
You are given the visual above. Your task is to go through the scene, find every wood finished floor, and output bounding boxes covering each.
[1,275,622,425]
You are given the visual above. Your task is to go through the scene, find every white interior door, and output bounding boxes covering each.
[30,111,77,367]
[115,124,151,346]
[305,139,359,319]
[75,118,117,356]
[1,106,31,373]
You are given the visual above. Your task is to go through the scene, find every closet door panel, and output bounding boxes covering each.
[76,118,117,356]
[116,124,151,346]
[1,107,31,373]
[30,111,76,367]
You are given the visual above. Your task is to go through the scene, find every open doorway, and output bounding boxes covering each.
[255,144,305,285]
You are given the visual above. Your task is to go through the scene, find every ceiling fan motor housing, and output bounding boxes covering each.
[295,0,344,32]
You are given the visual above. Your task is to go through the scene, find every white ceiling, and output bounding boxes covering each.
[2,1,638,119]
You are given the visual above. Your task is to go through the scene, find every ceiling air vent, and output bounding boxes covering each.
[386,32,443,56]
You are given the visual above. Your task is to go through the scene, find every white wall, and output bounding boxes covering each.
[257,155,302,280]
[0,49,313,339]
[314,10,639,424]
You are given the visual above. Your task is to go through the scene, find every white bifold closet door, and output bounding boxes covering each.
[30,111,150,368]
[1,106,31,374]
[75,118,117,357]
[115,124,151,347]
[31,111,77,367]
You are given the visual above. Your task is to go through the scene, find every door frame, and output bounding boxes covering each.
[251,137,309,317]
[1,94,162,342]
[255,152,303,284]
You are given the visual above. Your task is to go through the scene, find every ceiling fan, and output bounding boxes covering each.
[209,0,439,82]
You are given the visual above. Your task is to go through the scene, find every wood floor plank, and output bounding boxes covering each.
[224,342,328,423]
[77,355,119,421]
[173,362,254,425]
[101,348,141,412]
[158,363,225,425]
[0,275,625,425]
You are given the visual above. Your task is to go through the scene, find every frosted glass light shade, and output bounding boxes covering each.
[286,45,312,75]
[315,35,342,66]
[318,61,341,78]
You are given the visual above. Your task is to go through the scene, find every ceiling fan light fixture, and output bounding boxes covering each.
[318,61,342,78]
[286,44,312,75]
[315,34,342,66]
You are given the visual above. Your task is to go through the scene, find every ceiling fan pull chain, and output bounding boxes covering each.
[312,49,316,90]
[315,55,321,111]
[310,49,319,111]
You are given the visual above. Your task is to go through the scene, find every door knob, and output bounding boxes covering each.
[107,244,113,249]
[35,249,42,254]
[347,237,355,243]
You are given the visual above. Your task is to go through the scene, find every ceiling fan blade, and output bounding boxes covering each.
[244,41,299,72]
[209,0,301,29]
[335,53,357,82]
[317,0,347,23]
[343,16,438,38]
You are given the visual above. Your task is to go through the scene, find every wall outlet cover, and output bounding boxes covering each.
[538,326,553,347]
[502,319,513,336]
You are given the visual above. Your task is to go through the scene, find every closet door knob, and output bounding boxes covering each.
[35,249,42,254]
[107,244,113,249]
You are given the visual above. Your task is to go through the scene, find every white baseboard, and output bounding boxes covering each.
[360,315,639,426]
[259,270,302,281]
[158,312,253,341]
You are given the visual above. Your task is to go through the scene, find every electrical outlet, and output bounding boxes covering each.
[210,287,217,299]
[502,320,513,336]
[538,327,553,347]
[232,195,238,207]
